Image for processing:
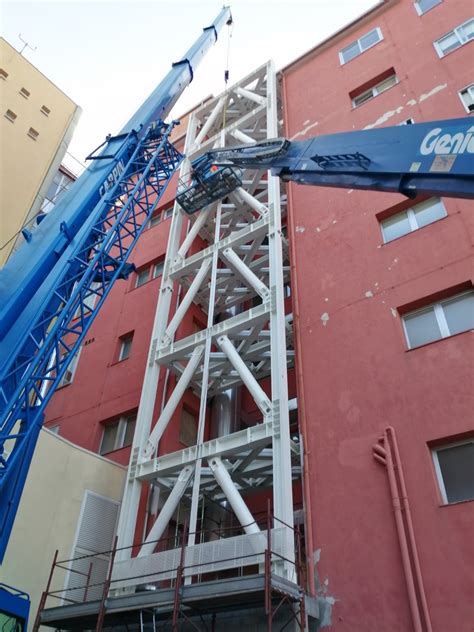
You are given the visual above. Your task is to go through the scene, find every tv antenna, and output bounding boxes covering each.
[18,34,37,56]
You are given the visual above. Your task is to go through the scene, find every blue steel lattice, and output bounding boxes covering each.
[0,121,183,561]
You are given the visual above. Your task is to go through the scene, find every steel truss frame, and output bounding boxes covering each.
[0,122,183,559]
[116,62,299,585]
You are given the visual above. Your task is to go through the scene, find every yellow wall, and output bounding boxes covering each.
[0,38,81,266]
[0,429,126,629]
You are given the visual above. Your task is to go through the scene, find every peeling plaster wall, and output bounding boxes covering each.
[282,1,474,630]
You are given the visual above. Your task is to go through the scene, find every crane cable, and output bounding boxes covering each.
[222,19,234,131]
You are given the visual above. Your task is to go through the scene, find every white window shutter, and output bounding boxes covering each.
[65,491,120,602]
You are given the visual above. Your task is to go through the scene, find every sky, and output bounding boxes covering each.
[2,0,379,174]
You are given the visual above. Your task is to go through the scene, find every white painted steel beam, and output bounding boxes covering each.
[193,96,226,146]
[235,86,266,106]
[161,258,211,347]
[144,345,204,459]
[217,334,272,416]
[138,465,194,557]
[222,247,270,301]
[208,457,260,535]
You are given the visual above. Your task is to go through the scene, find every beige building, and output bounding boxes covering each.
[0,429,126,630]
[0,38,81,266]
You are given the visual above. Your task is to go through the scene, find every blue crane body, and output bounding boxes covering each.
[0,583,30,630]
[0,6,232,568]
[176,118,474,214]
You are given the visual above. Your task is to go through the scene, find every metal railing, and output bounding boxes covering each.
[33,504,306,631]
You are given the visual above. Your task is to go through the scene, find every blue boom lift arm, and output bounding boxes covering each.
[0,6,232,565]
[176,118,474,214]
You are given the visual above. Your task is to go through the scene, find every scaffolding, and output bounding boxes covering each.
[34,507,311,631]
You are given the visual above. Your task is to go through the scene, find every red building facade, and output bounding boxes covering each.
[45,1,473,629]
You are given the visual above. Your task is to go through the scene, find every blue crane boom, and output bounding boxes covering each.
[0,6,232,564]
[176,118,474,214]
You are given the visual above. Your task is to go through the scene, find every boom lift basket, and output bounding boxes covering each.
[176,165,243,214]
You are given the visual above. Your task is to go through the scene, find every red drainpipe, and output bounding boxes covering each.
[373,427,432,632]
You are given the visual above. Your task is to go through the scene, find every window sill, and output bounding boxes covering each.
[100,445,132,457]
[56,382,72,390]
[405,328,473,352]
[110,358,129,366]
[439,498,474,508]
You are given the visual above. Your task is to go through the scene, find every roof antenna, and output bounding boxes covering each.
[18,33,37,56]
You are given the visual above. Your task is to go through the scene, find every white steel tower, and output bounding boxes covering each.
[114,61,299,591]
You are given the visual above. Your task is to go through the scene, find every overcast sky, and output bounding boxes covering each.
[2,0,379,173]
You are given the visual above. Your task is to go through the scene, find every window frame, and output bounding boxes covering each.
[4,109,17,123]
[135,267,150,288]
[458,83,474,113]
[58,347,82,388]
[153,260,164,279]
[433,18,474,58]
[401,290,473,349]
[432,438,474,504]
[380,198,447,244]
[149,212,162,228]
[118,333,133,361]
[100,414,137,455]
[27,127,39,141]
[414,0,442,16]
[339,27,383,65]
[352,73,398,108]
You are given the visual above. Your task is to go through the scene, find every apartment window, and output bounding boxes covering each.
[135,267,150,287]
[73,281,101,319]
[380,198,447,243]
[0,69,8,80]
[48,424,60,435]
[40,105,51,116]
[153,261,164,278]
[339,27,383,64]
[434,18,474,57]
[118,333,133,361]
[100,414,137,455]
[58,348,81,388]
[27,127,39,140]
[414,0,442,15]
[402,290,474,349]
[352,72,398,108]
[40,168,76,214]
[163,206,173,220]
[149,212,161,228]
[4,109,17,123]
[19,87,30,99]
[432,439,474,504]
[458,84,474,113]
[179,408,198,446]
